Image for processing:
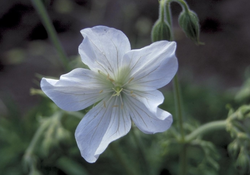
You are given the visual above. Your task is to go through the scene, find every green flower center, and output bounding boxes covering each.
[112,86,123,96]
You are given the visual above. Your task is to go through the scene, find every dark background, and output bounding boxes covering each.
[0,0,249,114]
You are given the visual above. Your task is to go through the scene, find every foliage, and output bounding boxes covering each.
[1,0,250,175]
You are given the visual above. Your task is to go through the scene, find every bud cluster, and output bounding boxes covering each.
[226,105,250,175]
[178,10,202,44]
[151,0,171,42]
[151,0,202,44]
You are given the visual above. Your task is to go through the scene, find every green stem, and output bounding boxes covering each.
[110,143,137,175]
[65,111,84,119]
[31,0,69,71]
[173,75,186,175]
[173,75,185,141]
[56,157,90,175]
[186,120,227,142]
[177,0,189,12]
[165,0,174,40]
[24,112,62,158]
[180,144,187,175]
[159,0,166,22]
[131,129,150,175]
[165,1,186,174]
[24,118,51,157]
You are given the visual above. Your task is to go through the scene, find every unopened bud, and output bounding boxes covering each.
[178,10,202,44]
[236,152,250,175]
[56,127,70,141]
[228,141,240,159]
[151,20,171,42]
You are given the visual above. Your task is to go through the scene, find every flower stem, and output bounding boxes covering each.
[185,120,227,142]
[173,75,187,175]
[165,1,174,40]
[24,117,51,159]
[173,75,185,141]
[24,113,62,161]
[31,0,69,71]
[164,2,186,174]
[159,0,166,22]
[110,143,137,175]
[176,0,189,12]
[180,144,187,175]
[131,128,151,175]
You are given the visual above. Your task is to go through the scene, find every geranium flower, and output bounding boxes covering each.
[41,26,178,163]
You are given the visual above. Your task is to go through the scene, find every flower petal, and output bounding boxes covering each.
[79,26,131,77]
[123,41,178,90]
[41,68,106,111]
[125,95,173,134]
[75,97,131,163]
[125,89,164,114]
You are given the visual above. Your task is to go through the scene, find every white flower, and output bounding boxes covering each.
[41,26,178,163]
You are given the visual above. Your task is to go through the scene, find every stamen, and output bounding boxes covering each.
[99,90,103,93]
[129,90,136,97]
[128,77,134,84]
[107,74,115,82]
[112,87,123,96]
[122,77,134,87]
[119,96,124,109]
[103,101,106,108]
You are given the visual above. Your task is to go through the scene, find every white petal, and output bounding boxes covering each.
[79,26,131,77]
[123,41,178,90]
[125,95,173,134]
[41,68,106,111]
[75,97,131,163]
[126,89,164,114]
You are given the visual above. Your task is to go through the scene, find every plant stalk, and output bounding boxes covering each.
[31,0,69,71]
[186,120,227,142]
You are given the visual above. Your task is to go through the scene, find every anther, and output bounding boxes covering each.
[99,90,103,93]
[107,74,115,82]
[128,77,134,84]
[131,94,136,98]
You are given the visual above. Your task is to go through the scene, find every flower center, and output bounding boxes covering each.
[97,67,136,108]
[112,86,123,96]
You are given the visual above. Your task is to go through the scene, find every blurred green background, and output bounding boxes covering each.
[0,0,250,175]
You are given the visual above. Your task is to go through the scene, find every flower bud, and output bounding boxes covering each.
[178,10,202,44]
[151,0,171,42]
[56,126,70,141]
[228,141,240,159]
[236,152,250,175]
[151,19,171,42]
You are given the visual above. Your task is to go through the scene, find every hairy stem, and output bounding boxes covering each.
[186,120,227,142]
[165,1,186,174]
[131,128,150,175]
[110,143,137,175]
[173,75,185,141]
[31,0,69,71]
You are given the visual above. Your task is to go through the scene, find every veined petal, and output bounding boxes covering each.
[41,68,106,111]
[123,41,178,90]
[125,89,164,114]
[125,95,173,134]
[75,97,131,163]
[79,26,131,77]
